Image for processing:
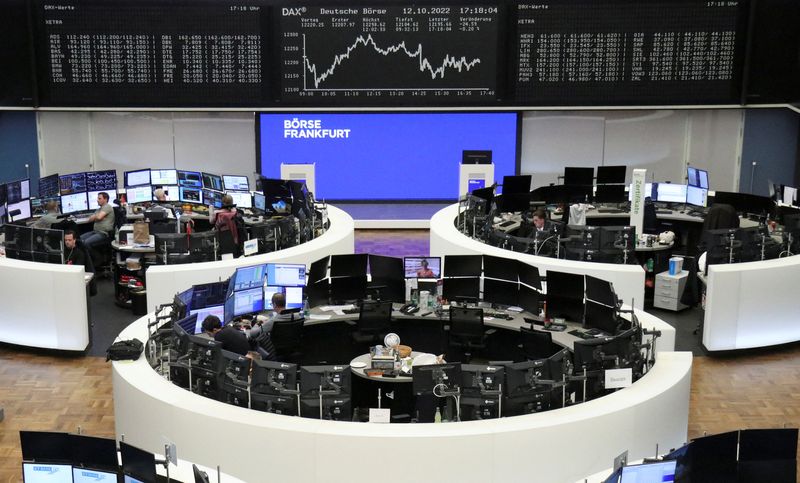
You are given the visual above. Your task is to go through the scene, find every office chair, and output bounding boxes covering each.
[271,313,305,363]
[643,198,659,235]
[518,326,560,360]
[217,229,241,258]
[448,306,490,363]
[703,203,740,231]
[351,300,392,349]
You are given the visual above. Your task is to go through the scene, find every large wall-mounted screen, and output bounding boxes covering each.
[258,112,518,200]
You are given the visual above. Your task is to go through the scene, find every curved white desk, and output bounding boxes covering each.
[113,312,688,483]
[0,257,90,351]
[144,205,354,312]
[430,205,646,309]
[703,254,800,351]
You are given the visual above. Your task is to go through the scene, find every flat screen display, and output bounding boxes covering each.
[189,305,225,334]
[60,192,89,214]
[232,287,264,316]
[8,199,32,221]
[687,167,709,189]
[628,182,653,202]
[157,186,179,202]
[38,174,60,198]
[202,189,223,208]
[86,170,118,191]
[88,190,116,211]
[59,172,87,195]
[178,187,203,204]
[620,460,677,483]
[266,263,306,287]
[72,468,118,483]
[232,264,267,291]
[258,113,518,200]
[223,175,249,192]
[686,185,708,207]
[151,169,178,186]
[265,286,304,310]
[126,185,152,204]
[177,170,202,189]
[654,183,687,203]
[227,191,252,208]
[404,257,441,278]
[202,172,223,191]
[125,169,151,188]
[253,192,266,211]
[22,463,73,483]
[7,179,30,204]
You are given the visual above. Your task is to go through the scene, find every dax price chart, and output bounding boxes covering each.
[278,5,500,104]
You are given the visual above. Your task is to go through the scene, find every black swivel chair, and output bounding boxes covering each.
[643,197,659,235]
[448,306,491,363]
[270,312,305,363]
[518,326,560,360]
[351,301,393,349]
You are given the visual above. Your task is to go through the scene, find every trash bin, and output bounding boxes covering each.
[130,288,148,316]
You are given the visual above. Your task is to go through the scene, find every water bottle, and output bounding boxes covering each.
[434,407,442,423]
[303,297,310,317]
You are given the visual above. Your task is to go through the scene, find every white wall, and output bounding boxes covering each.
[520,109,743,191]
[37,112,256,185]
[38,109,742,191]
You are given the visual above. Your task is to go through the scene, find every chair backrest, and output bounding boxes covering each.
[643,200,659,234]
[449,306,484,340]
[217,229,239,256]
[271,317,304,352]
[358,301,393,333]
[519,326,556,360]
[112,205,127,231]
[703,203,740,231]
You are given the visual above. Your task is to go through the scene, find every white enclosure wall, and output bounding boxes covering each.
[519,109,743,191]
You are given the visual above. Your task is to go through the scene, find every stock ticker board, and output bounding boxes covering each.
[512,0,748,105]
[277,5,501,105]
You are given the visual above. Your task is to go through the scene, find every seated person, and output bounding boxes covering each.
[146,189,173,216]
[63,230,87,269]
[200,315,251,357]
[79,192,115,248]
[416,259,436,278]
[209,194,242,257]
[33,200,61,229]
[518,208,554,238]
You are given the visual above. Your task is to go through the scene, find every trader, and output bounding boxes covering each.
[518,208,554,238]
[200,315,251,356]
[80,192,115,248]
[416,259,436,278]
[32,200,61,229]
[209,194,243,256]
[63,230,87,268]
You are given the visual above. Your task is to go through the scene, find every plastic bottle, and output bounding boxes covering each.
[646,258,654,272]
[434,407,442,423]
[303,297,310,317]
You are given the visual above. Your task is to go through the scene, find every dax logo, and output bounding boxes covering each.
[282,7,307,16]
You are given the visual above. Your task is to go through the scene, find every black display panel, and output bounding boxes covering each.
[513,0,748,105]
[277,4,501,105]
[34,0,270,107]
[0,0,36,106]
[744,0,800,103]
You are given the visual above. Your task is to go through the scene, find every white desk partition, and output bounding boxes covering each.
[430,204,646,309]
[280,162,316,194]
[703,255,800,351]
[113,314,690,483]
[0,257,89,351]
[145,205,354,312]
[459,163,494,197]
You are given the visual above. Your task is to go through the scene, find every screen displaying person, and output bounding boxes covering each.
[416,259,435,278]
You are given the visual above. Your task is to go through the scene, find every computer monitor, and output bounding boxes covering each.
[202,189,223,208]
[179,187,203,204]
[19,431,72,462]
[6,178,31,204]
[442,277,480,302]
[264,286,304,310]
[87,190,117,210]
[231,287,264,317]
[85,170,117,191]
[682,431,739,483]
[308,256,329,284]
[483,278,519,307]
[126,185,152,204]
[9,199,33,221]
[545,270,584,323]
[119,442,156,483]
[58,172,87,195]
[596,165,626,184]
[124,169,151,188]
[251,360,298,396]
[738,428,798,483]
[177,170,202,188]
[518,284,541,314]
[330,254,368,277]
[502,175,532,195]
[253,192,266,212]
[266,263,306,287]
[150,169,178,186]
[412,363,461,396]
[713,191,775,217]
[69,434,118,471]
[227,191,252,208]
[300,365,351,396]
[518,262,541,291]
[330,275,368,302]
[201,172,223,191]
[483,254,518,282]
[223,175,250,191]
[404,256,441,279]
[366,254,403,280]
[653,183,687,203]
[230,264,267,292]
[594,185,627,203]
[0,183,7,206]
[620,460,677,483]
[153,185,178,202]
[686,185,708,207]
[22,463,73,483]
[189,305,225,334]
[687,167,709,189]
[443,254,482,277]
[72,467,118,483]
[627,182,654,202]
[38,174,60,198]
[189,281,228,309]
[564,167,594,186]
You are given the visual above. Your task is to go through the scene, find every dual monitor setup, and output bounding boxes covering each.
[39,170,118,216]
[19,431,184,483]
[123,168,249,208]
[0,178,32,223]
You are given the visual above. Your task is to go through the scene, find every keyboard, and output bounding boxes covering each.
[342,308,360,315]
[484,311,513,320]
[597,208,625,214]
[655,210,672,215]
